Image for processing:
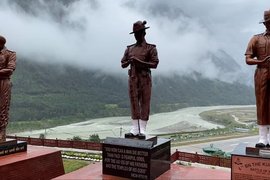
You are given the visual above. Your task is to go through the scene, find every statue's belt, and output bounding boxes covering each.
[257,64,270,68]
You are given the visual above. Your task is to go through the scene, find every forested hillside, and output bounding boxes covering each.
[9,59,255,122]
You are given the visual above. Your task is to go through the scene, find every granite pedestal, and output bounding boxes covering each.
[102,136,170,180]
[0,145,64,180]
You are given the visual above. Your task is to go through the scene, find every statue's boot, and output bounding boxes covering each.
[0,128,6,143]
[125,119,139,138]
[137,120,147,139]
[267,125,270,148]
[256,125,268,148]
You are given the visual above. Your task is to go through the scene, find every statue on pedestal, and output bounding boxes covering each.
[0,35,16,142]
[245,10,270,148]
[121,21,159,139]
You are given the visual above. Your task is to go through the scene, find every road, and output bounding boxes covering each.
[172,135,258,154]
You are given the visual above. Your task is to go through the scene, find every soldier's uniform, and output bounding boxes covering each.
[0,45,16,142]
[245,9,270,147]
[121,41,159,120]
[121,21,159,138]
[245,32,270,125]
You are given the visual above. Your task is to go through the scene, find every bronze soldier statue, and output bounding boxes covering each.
[0,35,16,142]
[121,21,159,139]
[245,10,270,148]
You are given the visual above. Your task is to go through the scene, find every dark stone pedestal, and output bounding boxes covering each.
[0,145,64,180]
[231,143,270,180]
[102,137,171,180]
[0,139,27,156]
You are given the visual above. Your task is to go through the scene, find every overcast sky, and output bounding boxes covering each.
[0,0,268,83]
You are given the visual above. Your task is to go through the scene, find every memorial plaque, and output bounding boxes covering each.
[232,143,270,180]
[0,139,17,147]
[102,137,170,180]
[232,155,270,180]
[0,140,27,156]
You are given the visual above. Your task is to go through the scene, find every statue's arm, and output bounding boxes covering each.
[147,47,159,69]
[245,55,259,65]
[133,47,159,69]
[0,51,16,76]
[244,35,267,65]
[246,55,270,65]
[121,48,131,68]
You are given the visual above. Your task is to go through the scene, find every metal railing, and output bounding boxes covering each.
[8,135,231,168]
[7,135,102,151]
[171,150,231,168]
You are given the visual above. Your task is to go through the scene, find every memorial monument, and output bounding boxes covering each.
[231,9,270,180]
[0,35,27,156]
[245,9,270,148]
[0,35,16,143]
[121,20,159,139]
[103,21,169,180]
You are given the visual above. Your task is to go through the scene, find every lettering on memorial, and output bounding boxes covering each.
[103,145,150,179]
[232,155,270,180]
[103,137,170,180]
[0,140,27,156]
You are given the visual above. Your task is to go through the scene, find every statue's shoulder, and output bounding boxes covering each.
[254,33,265,37]
[3,48,15,56]
[146,43,156,47]
[6,49,15,53]
[127,43,136,48]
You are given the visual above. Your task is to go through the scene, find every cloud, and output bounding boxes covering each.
[0,0,268,83]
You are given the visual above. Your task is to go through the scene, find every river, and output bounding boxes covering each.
[14,105,255,140]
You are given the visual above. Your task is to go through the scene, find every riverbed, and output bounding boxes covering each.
[14,105,255,140]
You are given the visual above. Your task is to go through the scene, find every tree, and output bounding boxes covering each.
[89,134,100,142]
[72,136,82,141]
[39,133,45,139]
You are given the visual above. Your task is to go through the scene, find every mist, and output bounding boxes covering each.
[0,0,268,83]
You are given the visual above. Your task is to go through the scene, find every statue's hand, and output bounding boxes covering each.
[0,69,12,76]
[259,56,270,64]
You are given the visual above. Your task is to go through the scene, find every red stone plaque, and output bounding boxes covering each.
[232,155,270,180]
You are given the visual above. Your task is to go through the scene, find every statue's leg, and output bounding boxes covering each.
[0,128,6,143]
[255,68,268,147]
[257,125,268,147]
[139,74,152,136]
[0,80,11,143]
[125,77,140,138]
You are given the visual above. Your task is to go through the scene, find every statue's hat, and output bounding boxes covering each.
[130,20,149,34]
[260,10,270,23]
[0,35,6,44]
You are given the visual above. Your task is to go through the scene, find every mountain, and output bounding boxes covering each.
[9,58,255,122]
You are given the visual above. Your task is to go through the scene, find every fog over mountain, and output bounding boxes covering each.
[0,0,268,84]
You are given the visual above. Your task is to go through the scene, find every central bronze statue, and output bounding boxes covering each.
[121,21,159,139]
[245,10,270,148]
[0,35,16,142]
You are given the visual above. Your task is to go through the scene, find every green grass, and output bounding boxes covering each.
[63,159,91,174]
